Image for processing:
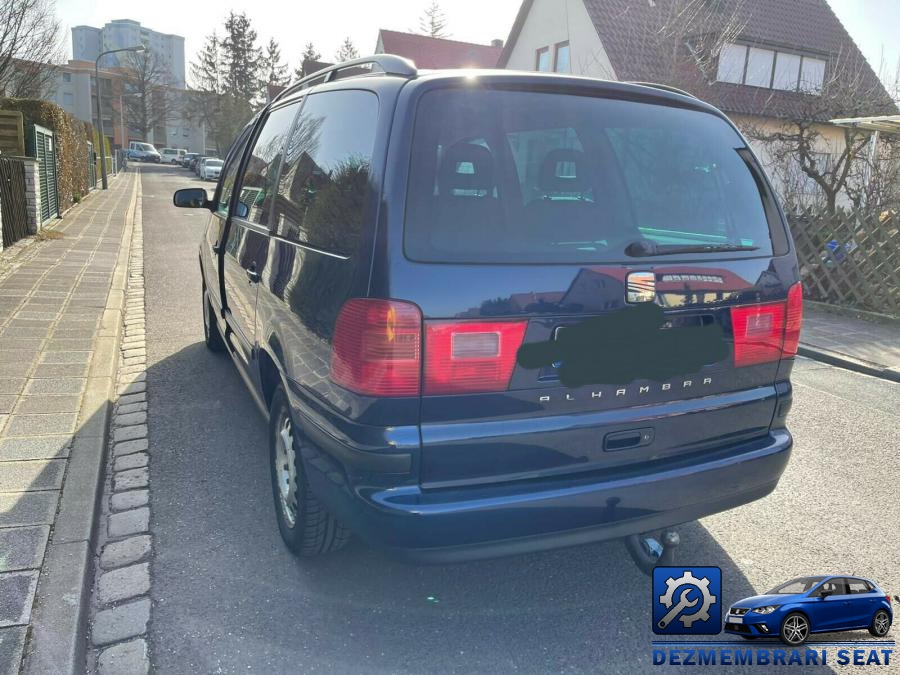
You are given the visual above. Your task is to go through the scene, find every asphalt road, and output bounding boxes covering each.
[141,163,900,674]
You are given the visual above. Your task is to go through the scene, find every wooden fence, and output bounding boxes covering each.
[788,207,900,316]
[0,157,28,247]
[0,110,25,156]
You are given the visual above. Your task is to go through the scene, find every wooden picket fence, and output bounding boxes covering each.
[787,207,900,316]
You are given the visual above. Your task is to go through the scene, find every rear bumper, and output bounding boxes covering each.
[306,429,792,563]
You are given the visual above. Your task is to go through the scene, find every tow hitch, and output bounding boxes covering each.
[625,529,681,575]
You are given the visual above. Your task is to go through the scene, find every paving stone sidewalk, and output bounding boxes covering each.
[800,303,900,381]
[0,173,136,675]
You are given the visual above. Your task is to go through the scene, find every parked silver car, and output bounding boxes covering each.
[199,158,223,181]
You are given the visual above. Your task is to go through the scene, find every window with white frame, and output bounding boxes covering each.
[716,42,826,94]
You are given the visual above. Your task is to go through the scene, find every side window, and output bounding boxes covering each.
[272,90,378,256]
[819,578,850,596]
[217,127,253,216]
[235,102,302,224]
[847,579,872,594]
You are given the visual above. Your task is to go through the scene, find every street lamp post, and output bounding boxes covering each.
[95,45,145,189]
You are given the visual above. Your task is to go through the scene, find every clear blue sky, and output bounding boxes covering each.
[55,0,899,90]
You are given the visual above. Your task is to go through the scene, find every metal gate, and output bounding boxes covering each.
[0,157,28,247]
[27,124,59,223]
[87,141,97,190]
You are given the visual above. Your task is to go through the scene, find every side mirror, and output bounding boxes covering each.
[819,590,833,599]
[234,201,249,219]
[173,188,211,210]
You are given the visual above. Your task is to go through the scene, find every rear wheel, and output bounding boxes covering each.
[268,386,349,556]
[202,288,225,352]
[780,613,810,646]
[870,609,891,637]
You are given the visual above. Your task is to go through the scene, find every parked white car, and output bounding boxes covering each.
[161,148,186,164]
[199,158,223,181]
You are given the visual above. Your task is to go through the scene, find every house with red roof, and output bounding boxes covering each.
[497,0,896,209]
[374,29,504,70]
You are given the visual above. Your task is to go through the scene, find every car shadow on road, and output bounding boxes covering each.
[146,342,840,674]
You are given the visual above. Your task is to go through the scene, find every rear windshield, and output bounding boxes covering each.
[136,143,156,152]
[404,88,775,263]
[206,160,223,167]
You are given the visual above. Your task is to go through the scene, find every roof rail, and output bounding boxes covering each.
[273,54,417,103]
[628,81,697,99]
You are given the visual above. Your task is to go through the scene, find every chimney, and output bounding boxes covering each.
[491,39,504,48]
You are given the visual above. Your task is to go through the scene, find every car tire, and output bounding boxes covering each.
[869,609,891,637]
[268,386,350,557]
[779,612,810,646]
[202,288,226,352]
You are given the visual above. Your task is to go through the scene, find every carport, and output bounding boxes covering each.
[829,114,900,202]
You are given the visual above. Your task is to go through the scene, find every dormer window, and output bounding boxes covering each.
[716,42,826,94]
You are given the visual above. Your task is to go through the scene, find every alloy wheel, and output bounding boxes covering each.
[783,615,809,644]
[874,611,890,636]
[274,412,299,529]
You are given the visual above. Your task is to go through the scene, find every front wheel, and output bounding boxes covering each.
[870,609,891,637]
[268,386,349,557]
[780,613,810,646]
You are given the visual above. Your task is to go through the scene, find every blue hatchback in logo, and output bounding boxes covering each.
[725,575,893,646]
[653,567,722,635]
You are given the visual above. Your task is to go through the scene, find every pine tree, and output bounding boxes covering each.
[262,38,289,88]
[334,37,359,63]
[302,42,322,63]
[221,11,263,102]
[419,1,449,38]
[294,42,323,80]
[190,32,223,94]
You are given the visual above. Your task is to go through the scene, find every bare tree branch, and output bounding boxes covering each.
[0,0,63,97]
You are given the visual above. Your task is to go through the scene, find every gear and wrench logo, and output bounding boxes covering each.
[657,570,717,630]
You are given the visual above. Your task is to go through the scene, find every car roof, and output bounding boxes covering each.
[274,67,725,122]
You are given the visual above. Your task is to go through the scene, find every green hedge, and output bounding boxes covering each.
[0,97,93,209]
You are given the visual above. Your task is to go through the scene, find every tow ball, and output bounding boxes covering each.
[624,529,681,576]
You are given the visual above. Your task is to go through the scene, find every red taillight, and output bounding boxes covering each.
[887,594,892,603]
[731,302,786,367]
[730,283,803,367]
[783,282,803,357]
[424,320,527,395]
[331,299,422,397]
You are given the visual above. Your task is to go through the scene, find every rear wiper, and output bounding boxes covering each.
[624,240,759,257]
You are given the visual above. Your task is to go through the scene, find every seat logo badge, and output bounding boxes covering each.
[627,271,656,303]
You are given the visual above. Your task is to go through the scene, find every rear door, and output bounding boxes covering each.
[396,84,798,489]
[846,578,877,628]
[221,102,302,369]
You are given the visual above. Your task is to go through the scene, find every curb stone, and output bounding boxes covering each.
[797,345,900,383]
[87,178,153,674]
[22,172,138,675]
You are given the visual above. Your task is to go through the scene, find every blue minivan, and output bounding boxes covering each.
[174,55,802,567]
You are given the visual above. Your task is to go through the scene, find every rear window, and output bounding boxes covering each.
[404,88,775,263]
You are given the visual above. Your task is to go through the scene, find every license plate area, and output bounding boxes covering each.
[728,616,743,624]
